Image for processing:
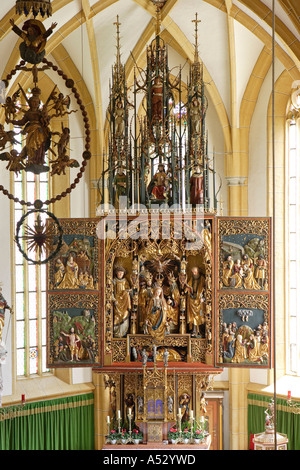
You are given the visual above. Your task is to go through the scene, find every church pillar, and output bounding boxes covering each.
[226,176,247,217]
[93,372,110,450]
[229,368,250,449]
[226,128,250,449]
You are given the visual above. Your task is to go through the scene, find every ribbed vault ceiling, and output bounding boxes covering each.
[0,0,299,141]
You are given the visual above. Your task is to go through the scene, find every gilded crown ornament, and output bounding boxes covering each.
[15,0,52,18]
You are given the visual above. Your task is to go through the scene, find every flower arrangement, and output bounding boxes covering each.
[120,428,130,441]
[106,429,118,443]
[168,426,180,441]
[132,428,143,443]
[182,428,191,440]
[192,428,206,442]
[132,428,143,440]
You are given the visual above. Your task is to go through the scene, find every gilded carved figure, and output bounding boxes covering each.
[113,265,131,338]
[189,165,204,205]
[186,266,205,336]
[148,163,169,200]
[146,286,169,343]
[113,167,127,208]
[59,253,79,289]
[115,100,125,137]
[189,96,201,135]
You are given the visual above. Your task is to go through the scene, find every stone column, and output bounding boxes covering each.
[93,372,111,450]
[229,368,250,450]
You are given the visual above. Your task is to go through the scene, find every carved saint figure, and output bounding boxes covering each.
[189,96,201,135]
[138,278,148,331]
[165,272,180,331]
[186,266,205,336]
[151,76,163,122]
[222,255,234,287]
[243,263,261,290]
[189,165,204,205]
[113,167,127,208]
[254,255,267,288]
[146,286,169,343]
[199,392,208,418]
[113,265,131,338]
[179,392,190,422]
[148,163,169,200]
[247,334,261,362]
[232,334,247,363]
[60,327,81,361]
[59,253,79,289]
[115,100,125,137]
[54,258,65,287]
[230,259,243,288]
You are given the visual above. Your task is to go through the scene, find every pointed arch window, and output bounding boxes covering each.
[13,89,50,377]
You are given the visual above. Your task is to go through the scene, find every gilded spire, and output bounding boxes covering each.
[192,12,201,63]
[113,15,122,69]
[151,0,167,36]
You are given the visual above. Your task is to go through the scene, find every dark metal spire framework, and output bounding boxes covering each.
[100,13,217,213]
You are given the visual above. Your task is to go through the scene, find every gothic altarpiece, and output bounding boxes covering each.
[45,5,273,447]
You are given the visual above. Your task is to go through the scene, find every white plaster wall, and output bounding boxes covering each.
[248,58,285,217]
[205,92,227,215]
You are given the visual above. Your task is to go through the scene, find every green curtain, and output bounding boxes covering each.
[0,392,94,450]
[248,392,300,450]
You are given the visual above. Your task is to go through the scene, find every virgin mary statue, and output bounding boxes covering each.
[146,286,168,343]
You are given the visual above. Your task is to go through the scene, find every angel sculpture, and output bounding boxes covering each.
[50,126,79,176]
[3,90,21,121]
[0,149,25,175]
[48,90,75,118]
[0,124,21,151]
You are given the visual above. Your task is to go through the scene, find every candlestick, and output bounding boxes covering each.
[107,415,110,423]
[190,410,193,419]
[117,410,121,419]
[288,391,291,399]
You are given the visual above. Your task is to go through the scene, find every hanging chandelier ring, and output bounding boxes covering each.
[0,58,92,208]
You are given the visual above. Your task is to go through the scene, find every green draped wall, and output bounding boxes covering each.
[248,393,300,450]
[0,392,94,450]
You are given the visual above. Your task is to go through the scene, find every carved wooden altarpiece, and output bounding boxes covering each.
[45,213,272,444]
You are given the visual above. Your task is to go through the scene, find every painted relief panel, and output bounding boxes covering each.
[47,219,100,292]
[216,217,272,368]
[47,292,100,366]
[46,219,102,367]
[218,217,271,292]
